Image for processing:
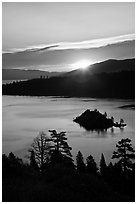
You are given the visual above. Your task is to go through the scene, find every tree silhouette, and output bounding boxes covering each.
[120,118,124,125]
[76,151,85,172]
[8,152,23,166]
[9,152,16,161]
[111,116,114,123]
[112,138,135,173]
[49,130,73,166]
[86,155,98,174]
[108,161,113,169]
[104,112,107,118]
[29,131,51,171]
[29,150,39,170]
[100,153,107,176]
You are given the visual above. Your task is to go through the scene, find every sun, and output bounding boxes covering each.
[72,60,92,70]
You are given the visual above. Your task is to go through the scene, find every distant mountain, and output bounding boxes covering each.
[66,58,135,77]
[2,59,135,99]
[89,58,135,74]
[3,58,134,80]
[2,40,135,71]
[2,69,65,80]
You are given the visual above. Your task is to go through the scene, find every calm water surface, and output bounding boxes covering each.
[2,96,135,164]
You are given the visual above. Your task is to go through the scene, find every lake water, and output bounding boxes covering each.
[2,96,135,164]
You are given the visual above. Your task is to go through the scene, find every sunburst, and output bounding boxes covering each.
[72,60,92,70]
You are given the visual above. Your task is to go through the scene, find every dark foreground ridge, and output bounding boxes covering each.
[73,109,126,131]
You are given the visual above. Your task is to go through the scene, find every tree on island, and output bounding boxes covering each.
[76,151,86,172]
[29,131,52,172]
[104,112,107,118]
[86,155,98,174]
[49,130,74,167]
[112,138,135,173]
[120,118,124,125]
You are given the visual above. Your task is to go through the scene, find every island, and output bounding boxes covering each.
[73,109,126,131]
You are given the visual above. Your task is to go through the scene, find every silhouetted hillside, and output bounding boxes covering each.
[3,69,135,99]
[66,58,135,77]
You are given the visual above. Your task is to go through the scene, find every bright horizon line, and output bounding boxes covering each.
[3,33,135,54]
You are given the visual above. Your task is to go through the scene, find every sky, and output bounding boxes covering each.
[2,2,135,72]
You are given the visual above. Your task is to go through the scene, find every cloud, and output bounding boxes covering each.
[2,44,59,54]
[3,34,135,54]
[51,34,135,50]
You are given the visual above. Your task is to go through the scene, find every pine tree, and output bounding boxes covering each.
[104,112,107,118]
[49,130,73,167]
[9,152,16,161]
[100,153,107,176]
[112,138,135,173]
[76,151,86,172]
[86,155,98,174]
[108,161,113,169]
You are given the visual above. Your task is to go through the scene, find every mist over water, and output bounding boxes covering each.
[2,96,135,164]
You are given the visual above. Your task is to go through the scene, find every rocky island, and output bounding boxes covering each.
[73,109,126,131]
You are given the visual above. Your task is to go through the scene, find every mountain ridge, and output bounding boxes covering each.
[3,58,135,80]
[2,58,135,99]
[65,58,135,77]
